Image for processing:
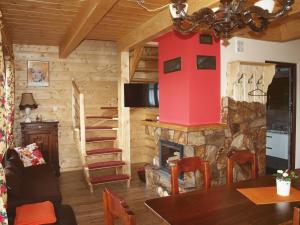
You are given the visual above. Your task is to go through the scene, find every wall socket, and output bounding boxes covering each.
[235,39,244,53]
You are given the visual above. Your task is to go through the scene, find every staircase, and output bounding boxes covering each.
[72,81,130,193]
[129,43,158,82]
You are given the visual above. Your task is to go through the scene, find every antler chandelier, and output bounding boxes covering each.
[169,0,294,39]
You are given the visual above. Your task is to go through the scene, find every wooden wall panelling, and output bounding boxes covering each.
[130,108,158,163]
[13,40,118,171]
[226,61,276,104]
[118,51,131,179]
[79,81,118,116]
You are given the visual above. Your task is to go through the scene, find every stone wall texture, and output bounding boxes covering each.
[145,97,266,192]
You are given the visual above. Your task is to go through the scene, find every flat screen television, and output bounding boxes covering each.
[124,83,159,107]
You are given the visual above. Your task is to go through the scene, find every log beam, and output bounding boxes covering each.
[59,0,119,58]
[234,2,300,41]
[117,0,219,51]
[118,0,300,50]
[129,47,143,80]
[280,15,300,41]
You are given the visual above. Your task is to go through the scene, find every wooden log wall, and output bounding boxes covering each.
[129,45,159,164]
[226,61,275,104]
[13,40,118,171]
[130,108,158,164]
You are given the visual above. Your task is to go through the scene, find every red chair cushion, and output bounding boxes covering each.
[14,201,56,225]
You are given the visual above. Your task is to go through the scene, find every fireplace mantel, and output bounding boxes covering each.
[142,120,227,132]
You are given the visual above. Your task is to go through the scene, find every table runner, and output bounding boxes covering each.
[237,186,300,205]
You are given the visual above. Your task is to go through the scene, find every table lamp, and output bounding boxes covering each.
[19,93,38,123]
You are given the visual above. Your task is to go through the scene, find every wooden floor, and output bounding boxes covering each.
[59,170,166,225]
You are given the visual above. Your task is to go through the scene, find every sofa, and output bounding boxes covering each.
[2,148,77,225]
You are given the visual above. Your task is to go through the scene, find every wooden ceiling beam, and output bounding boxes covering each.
[59,0,119,58]
[234,2,300,41]
[129,46,143,80]
[280,15,300,41]
[117,0,219,51]
[118,0,300,50]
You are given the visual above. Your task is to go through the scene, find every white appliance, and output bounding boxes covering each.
[266,131,289,160]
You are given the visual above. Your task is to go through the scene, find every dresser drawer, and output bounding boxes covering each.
[21,121,60,176]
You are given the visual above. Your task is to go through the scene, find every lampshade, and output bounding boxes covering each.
[169,3,188,19]
[212,7,220,13]
[254,0,275,13]
[19,93,38,110]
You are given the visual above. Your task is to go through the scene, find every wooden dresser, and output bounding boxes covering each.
[21,121,60,176]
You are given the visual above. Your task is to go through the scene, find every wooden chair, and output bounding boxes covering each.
[279,207,300,225]
[170,156,211,195]
[103,188,136,225]
[293,207,300,225]
[226,149,257,184]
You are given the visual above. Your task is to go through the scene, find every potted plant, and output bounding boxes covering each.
[274,169,298,196]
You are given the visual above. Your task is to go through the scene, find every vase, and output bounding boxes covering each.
[276,178,291,196]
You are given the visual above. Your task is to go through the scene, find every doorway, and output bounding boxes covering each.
[265,61,297,174]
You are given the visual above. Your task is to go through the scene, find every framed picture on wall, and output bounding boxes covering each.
[199,34,213,44]
[27,60,49,87]
[196,55,216,70]
[164,57,181,73]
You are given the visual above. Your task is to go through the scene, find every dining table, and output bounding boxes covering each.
[145,170,300,225]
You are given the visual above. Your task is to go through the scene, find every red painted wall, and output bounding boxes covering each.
[158,32,220,125]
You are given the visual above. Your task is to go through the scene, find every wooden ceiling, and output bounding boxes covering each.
[0,0,299,58]
[0,0,84,46]
[87,0,170,41]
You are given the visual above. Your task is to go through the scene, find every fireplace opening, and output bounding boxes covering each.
[159,140,184,177]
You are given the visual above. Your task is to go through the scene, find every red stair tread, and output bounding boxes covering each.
[100,107,117,110]
[90,174,129,184]
[86,137,116,142]
[88,160,125,169]
[85,126,114,130]
[86,148,122,155]
[86,116,114,119]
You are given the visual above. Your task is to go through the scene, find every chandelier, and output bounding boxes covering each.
[169,0,294,39]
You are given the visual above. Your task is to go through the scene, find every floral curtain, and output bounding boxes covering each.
[4,58,15,148]
[0,16,13,224]
[0,22,6,159]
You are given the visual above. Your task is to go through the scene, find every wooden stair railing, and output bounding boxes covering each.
[72,80,86,163]
[72,80,80,130]
[72,80,130,193]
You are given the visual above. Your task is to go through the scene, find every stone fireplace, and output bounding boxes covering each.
[144,97,267,195]
[146,32,273,195]
[159,140,183,175]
